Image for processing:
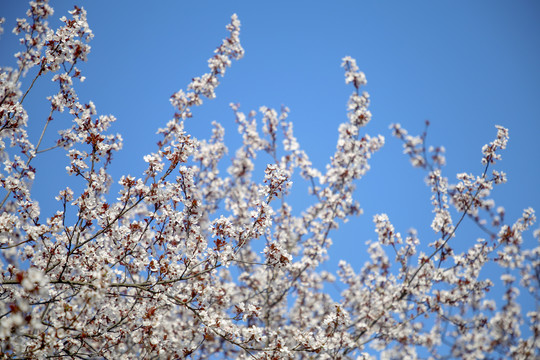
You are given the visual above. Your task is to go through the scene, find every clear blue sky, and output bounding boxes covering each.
[1,0,539,300]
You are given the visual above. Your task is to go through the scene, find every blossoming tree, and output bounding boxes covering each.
[1,1,538,359]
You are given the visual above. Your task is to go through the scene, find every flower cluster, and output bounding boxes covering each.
[1,2,538,359]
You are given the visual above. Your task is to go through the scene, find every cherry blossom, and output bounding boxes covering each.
[1,1,538,359]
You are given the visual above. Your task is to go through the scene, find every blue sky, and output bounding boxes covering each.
[1,0,539,306]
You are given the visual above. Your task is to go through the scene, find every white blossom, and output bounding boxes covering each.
[0,3,537,359]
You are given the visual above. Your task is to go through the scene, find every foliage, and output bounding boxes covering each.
[1,1,538,359]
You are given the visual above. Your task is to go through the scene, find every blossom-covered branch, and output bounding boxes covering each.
[1,1,538,359]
